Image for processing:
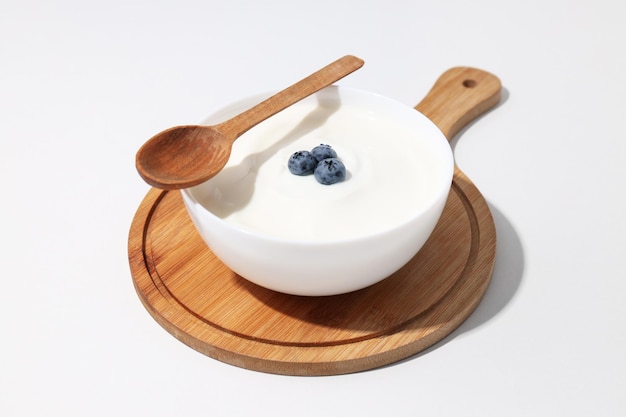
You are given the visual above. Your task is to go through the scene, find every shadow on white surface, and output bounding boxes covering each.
[380,200,525,370]
[462,203,524,328]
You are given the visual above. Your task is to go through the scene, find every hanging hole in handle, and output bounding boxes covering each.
[462,79,477,88]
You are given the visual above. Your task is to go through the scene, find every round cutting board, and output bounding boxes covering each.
[128,67,500,376]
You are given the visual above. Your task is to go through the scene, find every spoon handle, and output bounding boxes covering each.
[215,55,364,140]
[415,67,501,141]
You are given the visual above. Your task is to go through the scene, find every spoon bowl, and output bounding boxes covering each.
[136,55,364,189]
[137,125,231,189]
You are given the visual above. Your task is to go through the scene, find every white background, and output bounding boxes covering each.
[2,1,625,416]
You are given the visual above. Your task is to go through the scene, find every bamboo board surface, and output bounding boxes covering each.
[128,67,501,375]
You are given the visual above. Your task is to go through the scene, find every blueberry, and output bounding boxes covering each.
[288,150,317,175]
[311,144,337,162]
[314,158,346,185]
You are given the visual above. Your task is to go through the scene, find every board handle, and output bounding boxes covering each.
[415,67,501,141]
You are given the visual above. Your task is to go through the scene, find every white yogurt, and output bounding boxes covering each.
[188,87,453,242]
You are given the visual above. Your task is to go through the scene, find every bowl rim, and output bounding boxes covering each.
[181,85,454,246]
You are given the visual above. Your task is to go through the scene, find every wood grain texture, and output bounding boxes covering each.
[416,67,501,140]
[128,67,501,375]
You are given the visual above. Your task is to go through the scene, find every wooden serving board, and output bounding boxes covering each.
[128,67,501,376]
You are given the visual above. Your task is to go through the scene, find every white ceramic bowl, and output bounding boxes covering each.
[181,86,454,296]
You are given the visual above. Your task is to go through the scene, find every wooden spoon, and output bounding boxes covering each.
[136,55,364,189]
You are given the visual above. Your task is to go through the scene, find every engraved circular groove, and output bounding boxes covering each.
[142,184,473,347]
